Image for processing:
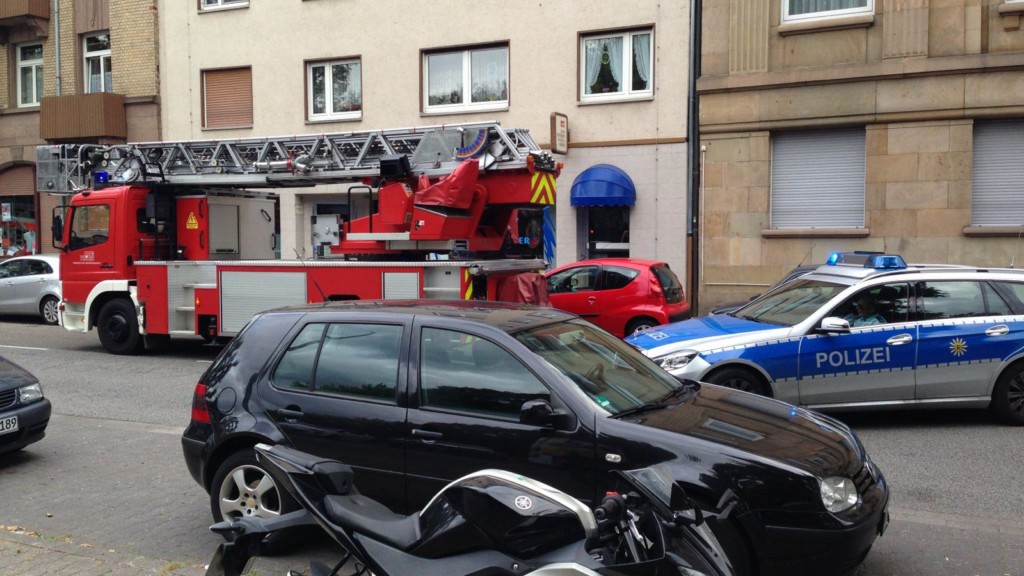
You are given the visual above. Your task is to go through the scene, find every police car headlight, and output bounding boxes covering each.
[820,476,859,513]
[658,350,698,371]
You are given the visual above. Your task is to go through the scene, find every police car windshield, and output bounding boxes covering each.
[735,278,847,326]
[515,320,682,415]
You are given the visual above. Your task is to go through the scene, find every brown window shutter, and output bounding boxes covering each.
[203,67,253,129]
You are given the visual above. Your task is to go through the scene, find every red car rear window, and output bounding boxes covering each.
[652,265,684,303]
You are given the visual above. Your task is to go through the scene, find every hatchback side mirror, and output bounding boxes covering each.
[520,399,575,429]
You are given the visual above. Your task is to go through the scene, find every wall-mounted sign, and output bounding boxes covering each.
[550,112,569,155]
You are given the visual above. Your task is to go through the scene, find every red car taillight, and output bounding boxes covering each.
[191,383,210,424]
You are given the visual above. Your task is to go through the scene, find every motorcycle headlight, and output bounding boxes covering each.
[658,350,698,372]
[19,382,44,405]
[820,476,859,513]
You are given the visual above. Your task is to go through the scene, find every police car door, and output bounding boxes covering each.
[913,280,1018,401]
[797,283,916,406]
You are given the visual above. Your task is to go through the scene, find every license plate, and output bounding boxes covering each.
[0,415,18,436]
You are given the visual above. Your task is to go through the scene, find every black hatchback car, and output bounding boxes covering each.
[0,355,51,454]
[182,301,888,576]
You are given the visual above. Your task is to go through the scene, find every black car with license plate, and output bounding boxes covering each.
[181,301,888,576]
[0,355,51,454]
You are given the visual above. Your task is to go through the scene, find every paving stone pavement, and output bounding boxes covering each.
[0,527,206,576]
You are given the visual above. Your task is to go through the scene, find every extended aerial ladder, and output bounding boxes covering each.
[36,121,558,193]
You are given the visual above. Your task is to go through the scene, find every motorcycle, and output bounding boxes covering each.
[204,442,734,576]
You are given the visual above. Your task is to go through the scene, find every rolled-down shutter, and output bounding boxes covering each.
[972,120,1024,227]
[771,128,865,229]
[203,67,253,129]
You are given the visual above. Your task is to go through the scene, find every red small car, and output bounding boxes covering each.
[545,258,690,337]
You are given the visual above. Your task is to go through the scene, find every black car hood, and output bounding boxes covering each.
[0,356,39,392]
[619,382,863,479]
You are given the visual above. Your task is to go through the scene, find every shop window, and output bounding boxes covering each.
[586,206,630,258]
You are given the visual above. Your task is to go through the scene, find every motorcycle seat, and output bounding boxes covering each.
[324,493,421,550]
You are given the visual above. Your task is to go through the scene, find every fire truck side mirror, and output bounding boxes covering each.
[51,213,64,249]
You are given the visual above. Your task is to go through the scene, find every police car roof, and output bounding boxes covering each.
[805,261,1024,285]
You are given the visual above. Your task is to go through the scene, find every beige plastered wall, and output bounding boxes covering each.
[156,0,692,275]
[697,0,1024,313]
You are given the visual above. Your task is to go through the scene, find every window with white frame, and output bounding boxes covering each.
[201,0,248,10]
[423,44,508,113]
[307,58,362,121]
[972,120,1024,227]
[16,43,44,107]
[771,128,865,229]
[783,0,873,22]
[84,32,112,93]
[580,28,653,103]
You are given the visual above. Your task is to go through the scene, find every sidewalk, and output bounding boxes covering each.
[0,527,206,576]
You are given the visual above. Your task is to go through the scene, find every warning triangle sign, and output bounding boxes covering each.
[186,212,199,230]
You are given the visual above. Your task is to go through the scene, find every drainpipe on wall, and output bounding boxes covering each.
[687,0,702,313]
[53,0,61,96]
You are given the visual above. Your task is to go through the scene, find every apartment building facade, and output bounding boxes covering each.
[697,0,1024,312]
[0,0,159,256]
[157,0,692,276]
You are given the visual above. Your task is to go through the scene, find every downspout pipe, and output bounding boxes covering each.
[53,0,61,96]
[687,0,702,313]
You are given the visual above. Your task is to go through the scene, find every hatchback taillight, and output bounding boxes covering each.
[191,383,210,424]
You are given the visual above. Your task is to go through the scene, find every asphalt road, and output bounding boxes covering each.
[0,318,1022,575]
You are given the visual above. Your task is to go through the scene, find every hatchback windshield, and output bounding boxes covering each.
[732,278,847,326]
[515,319,681,414]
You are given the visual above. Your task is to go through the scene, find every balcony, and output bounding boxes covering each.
[39,93,127,142]
[0,0,50,44]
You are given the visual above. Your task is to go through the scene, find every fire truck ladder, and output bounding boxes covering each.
[36,121,557,194]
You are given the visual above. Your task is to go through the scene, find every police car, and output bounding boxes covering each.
[627,251,1024,425]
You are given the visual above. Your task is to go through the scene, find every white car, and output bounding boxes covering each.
[0,255,61,324]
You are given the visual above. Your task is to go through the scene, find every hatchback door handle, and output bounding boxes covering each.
[274,407,304,421]
[985,325,1009,337]
[412,428,443,440]
[886,334,913,346]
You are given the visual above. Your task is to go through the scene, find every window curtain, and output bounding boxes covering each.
[584,39,603,94]
[584,37,622,94]
[789,0,867,15]
[632,34,650,90]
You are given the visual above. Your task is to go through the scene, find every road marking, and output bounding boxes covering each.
[0,344,48,351]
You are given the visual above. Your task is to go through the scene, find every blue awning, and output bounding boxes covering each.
[569,164,636,207]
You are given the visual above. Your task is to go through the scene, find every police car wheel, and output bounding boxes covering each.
[991,365,1024,426]
[706,366,769,397]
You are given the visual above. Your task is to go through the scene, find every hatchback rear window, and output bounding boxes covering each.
[651,265,683,303]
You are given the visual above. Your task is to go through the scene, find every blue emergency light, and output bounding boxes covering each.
[826,251,907,269]
[94,171,110,184]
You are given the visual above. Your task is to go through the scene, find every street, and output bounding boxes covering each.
[0,319,1022,575]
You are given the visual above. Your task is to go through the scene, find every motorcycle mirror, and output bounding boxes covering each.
[671,482,703,525]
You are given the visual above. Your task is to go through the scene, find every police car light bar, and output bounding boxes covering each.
[826,251,907,269]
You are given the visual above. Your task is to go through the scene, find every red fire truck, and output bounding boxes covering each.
[36,122,560,354]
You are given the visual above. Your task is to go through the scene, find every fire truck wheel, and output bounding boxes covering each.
[97,298,143,355]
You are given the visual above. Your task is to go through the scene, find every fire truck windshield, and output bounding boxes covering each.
[67,205,111,250]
